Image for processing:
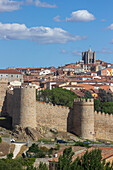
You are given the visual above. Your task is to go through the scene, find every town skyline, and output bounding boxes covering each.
[1,0,113,68]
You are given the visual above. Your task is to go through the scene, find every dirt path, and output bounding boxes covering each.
[12,143,24,159]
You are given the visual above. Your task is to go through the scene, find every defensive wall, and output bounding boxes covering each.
[72,98,94,140]
[94,111,113,141]
[36,101,70,132]
[6,86,37,129]
[0,79,8,115]
[1,79,113,141]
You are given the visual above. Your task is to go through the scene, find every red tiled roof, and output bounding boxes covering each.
[49,146,113,163]
[71,89,85,97]
[63,65,82,69]
[0,69,21,74]
[17,67,43,70]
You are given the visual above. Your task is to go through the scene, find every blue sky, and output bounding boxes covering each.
[1,0,113,68]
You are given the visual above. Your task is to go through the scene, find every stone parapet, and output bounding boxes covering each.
[36,101,70,132]
[72,98,94,140]
[94,111,113,141]
[0,79,8,115]
[36,101,69,110]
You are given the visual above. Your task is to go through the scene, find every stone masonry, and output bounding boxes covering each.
[1,79,113,141]
[0,79,8,115]
[72,98,94,140]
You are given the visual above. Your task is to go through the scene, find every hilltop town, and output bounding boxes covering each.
[1,48,113,169]
[1,48,113,98]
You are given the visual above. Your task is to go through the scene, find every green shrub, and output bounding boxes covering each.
[35,151,46,158]
[38,162,48,170]
[48,148,53,155]
[37,88,78,108]
[39,146,49,152]
[74,141,91,148]
[7,153,13,159]
[55,144,60,150]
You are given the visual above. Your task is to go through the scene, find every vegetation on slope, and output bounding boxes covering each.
[37,88,77,108]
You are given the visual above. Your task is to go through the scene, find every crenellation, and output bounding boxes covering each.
[87,98,90,102]
[1,78,113,141]
[72,98,94,140]
[101,112,105,116]
[74,98,94,104]
[94,111,98,114]
[98,111,101,115]
[74,98,80,102]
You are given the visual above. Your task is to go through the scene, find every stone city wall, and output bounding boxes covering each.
[1,80,113,142]
[36,101,70,132]
[94,111,113,141]
[0,79,8,114]
[72,98,94,140]
[6,90,13,117]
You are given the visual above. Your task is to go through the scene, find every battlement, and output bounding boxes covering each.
[14,86,36,89]
[74,98,94,103]
[36,101,69,110]
[94,111,113,117]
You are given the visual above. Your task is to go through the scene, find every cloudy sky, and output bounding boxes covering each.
[1,0,113,68]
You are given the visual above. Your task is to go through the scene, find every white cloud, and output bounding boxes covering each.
[27,0,57,8]
[72,50,81,56]
[66,10,95,22]
[0,0,22,12]
[106,24,113,30]
[60,49,67,54]
[0,0,57,12]
[0,22,87,44]
[97,48,113,54]
[53,16,61,22]
[26,0,33,4]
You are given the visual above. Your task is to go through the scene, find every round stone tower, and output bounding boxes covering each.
[12,86,37,129]
[72,98,94,140]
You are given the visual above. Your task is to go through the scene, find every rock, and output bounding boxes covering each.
[44,131,53,138]
[25,127,38,141]
[50,128,58,134]
[68,135,82,142]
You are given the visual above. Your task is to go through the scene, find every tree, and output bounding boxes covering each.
[84,91,93,99]
[57,147,113,170]
[81,149,105,170]
[98,89,108,102]
[38,162,48,170]
[37,88,78,108]
[7,153,13,159]
[57,147,74,170]
[94,99,101,112]
[94,99,113,114]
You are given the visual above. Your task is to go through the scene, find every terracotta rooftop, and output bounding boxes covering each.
[0,69,21,74]
[49,146,113,163]
[71,89,85,97]
[17,67,43,70]
[63,65,82,69]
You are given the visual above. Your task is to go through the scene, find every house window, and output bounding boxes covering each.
[11,75,13,77]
